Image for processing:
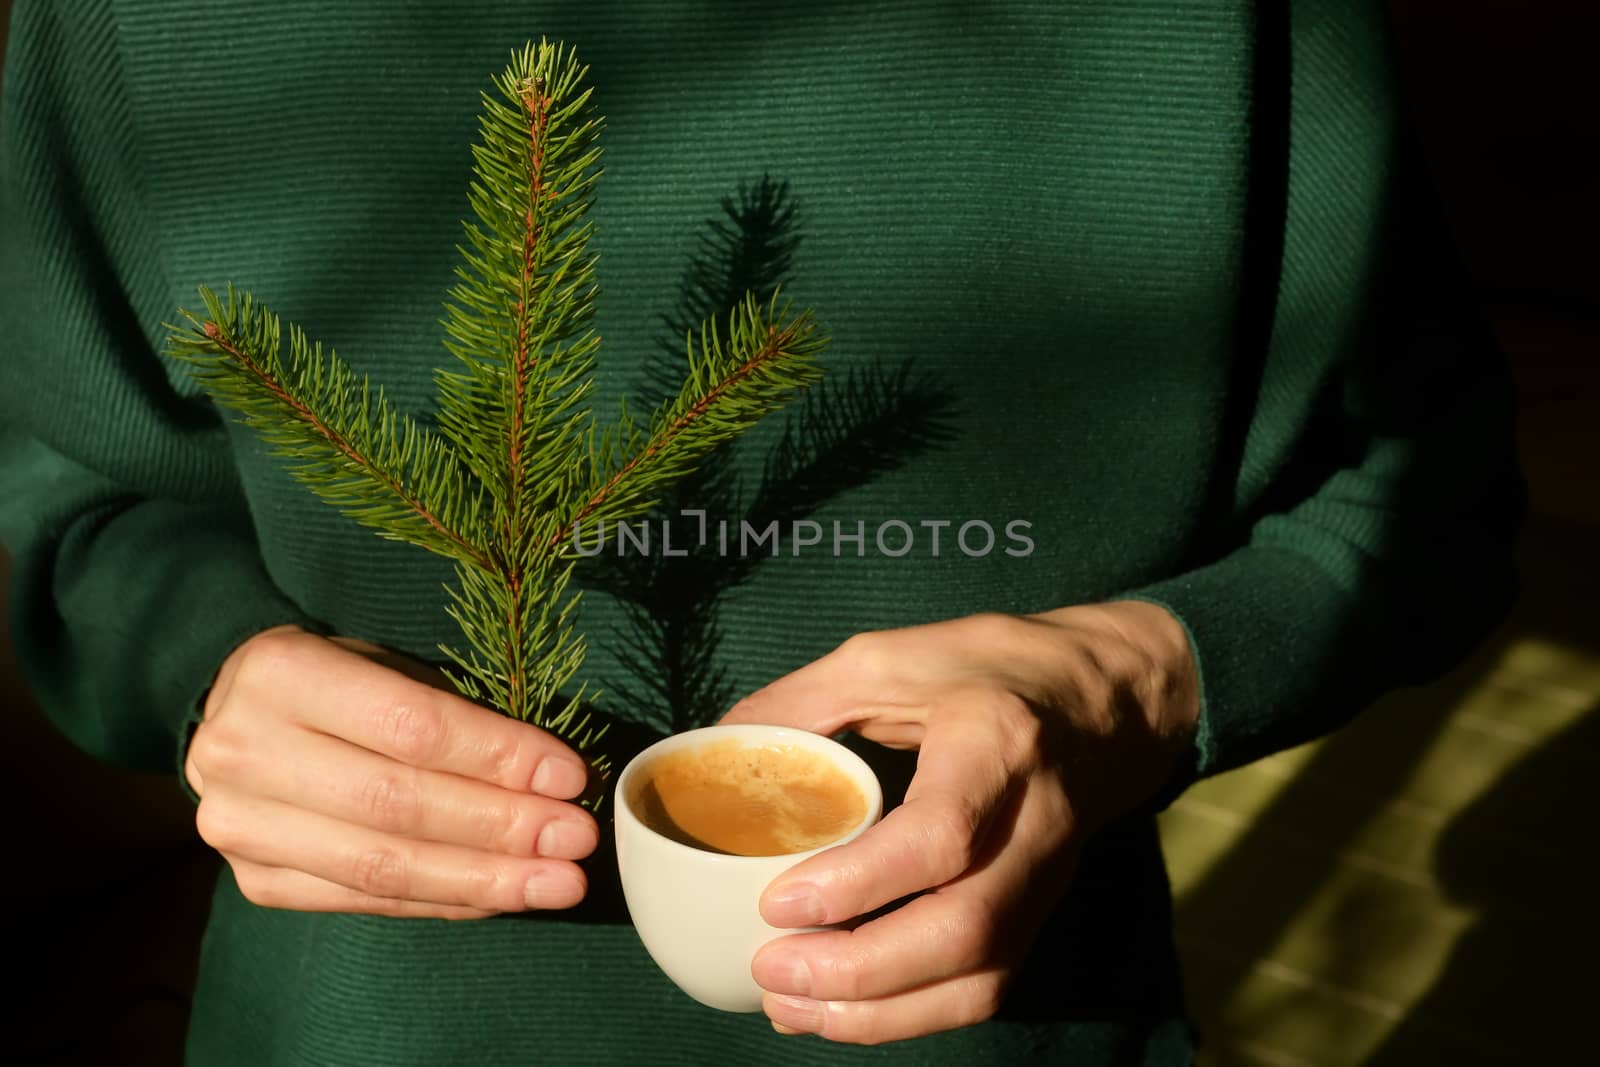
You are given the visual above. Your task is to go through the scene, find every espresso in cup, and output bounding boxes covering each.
[628,738,868,856]
[615,724,884,1012]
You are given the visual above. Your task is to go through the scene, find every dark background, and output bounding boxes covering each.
[2,2,1595,1062]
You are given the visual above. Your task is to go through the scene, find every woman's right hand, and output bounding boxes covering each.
[185,624,598,919]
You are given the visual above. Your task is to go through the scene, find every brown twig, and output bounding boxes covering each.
[498,72,554,719]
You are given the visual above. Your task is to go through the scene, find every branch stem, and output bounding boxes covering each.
[499,72,555,721]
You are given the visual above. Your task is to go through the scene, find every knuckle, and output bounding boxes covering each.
[461,860,523,911]
[989,692,1045,760]
[482,732,527,790]
[190,721,249,781]
[826,944,875,1001]
[358,771,422,833]
[948,899,1001,971]
[186,729,222,777]
[836,630,890,675]
[349,845,410,898]
[829,1003,889,1047]
[926,800,982,877]
[491,800,538,855]
[968,611,1022,646]
[374,699,446,765]
[231,629,302,692]
[194,798,242,853]
[1062,647,1118,735]
[232,866,278,909]
[965,973,1008,1023]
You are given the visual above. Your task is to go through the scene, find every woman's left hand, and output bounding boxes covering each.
[719,600,1200,1044]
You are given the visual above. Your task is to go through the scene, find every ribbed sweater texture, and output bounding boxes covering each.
[0,1,1521,1063]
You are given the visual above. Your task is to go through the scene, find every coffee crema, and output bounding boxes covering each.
[628,739,867,856]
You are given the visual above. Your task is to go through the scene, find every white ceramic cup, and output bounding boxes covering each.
[614,724,884,1012]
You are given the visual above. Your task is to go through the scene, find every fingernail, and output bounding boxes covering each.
[766,994,823,1035]
[536,819,590,858]
[524,868,582,909]
[531,756,586,797]
[753,945,812,995]
[763,883,825,927]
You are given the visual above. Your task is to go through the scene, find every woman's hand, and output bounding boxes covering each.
[185,624,598,918]
[720,601,1199,1044]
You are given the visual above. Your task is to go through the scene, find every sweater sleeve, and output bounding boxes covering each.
[1124,0,1524,790]
[0,3,324,776]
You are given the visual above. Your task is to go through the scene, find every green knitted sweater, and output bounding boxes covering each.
[0,1,1521,1063]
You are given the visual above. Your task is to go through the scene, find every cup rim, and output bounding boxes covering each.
[615,724,884,863]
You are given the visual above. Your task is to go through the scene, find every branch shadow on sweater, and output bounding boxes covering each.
[575,176,958,736]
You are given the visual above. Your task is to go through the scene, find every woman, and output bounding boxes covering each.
[0,1,1521,1062]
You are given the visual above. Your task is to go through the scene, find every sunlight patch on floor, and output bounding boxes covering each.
[1163,623,1599,1067]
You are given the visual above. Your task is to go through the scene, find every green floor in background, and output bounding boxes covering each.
[1163,514,1598,1067]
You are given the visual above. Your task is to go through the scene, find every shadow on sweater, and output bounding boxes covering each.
[577,175,958,735]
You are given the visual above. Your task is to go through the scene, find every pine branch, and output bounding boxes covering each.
[435,40,602,510]
[571,291,826,541]
[164,40,827,795]
[166,285,492,570]
[432,40,607,721]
